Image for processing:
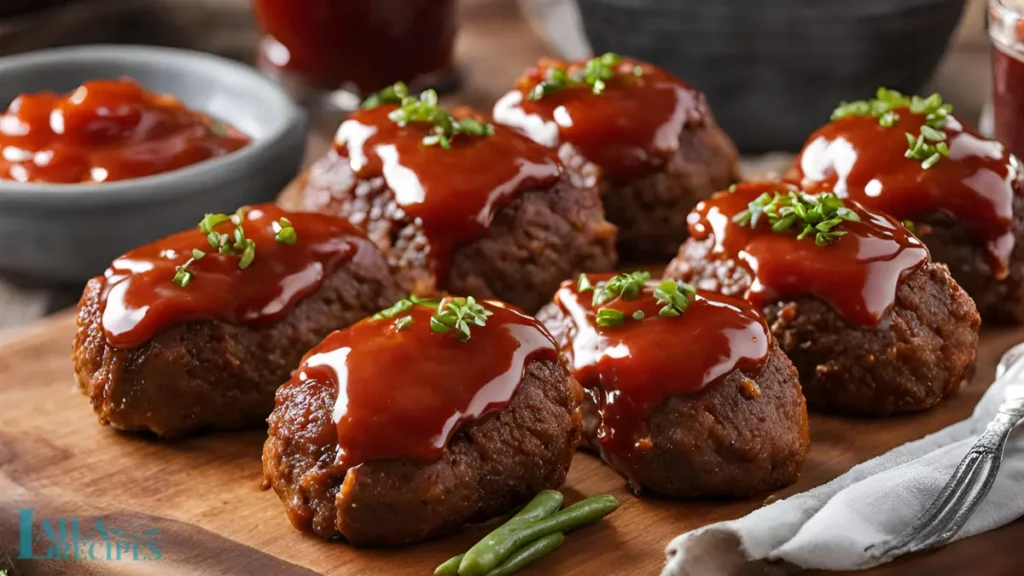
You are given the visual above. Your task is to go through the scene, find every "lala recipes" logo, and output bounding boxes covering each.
[16,509,163,562]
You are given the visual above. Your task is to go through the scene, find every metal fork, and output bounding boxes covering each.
[866,342,1024,560]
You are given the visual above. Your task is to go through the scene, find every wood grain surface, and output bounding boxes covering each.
[0,312,1022,576]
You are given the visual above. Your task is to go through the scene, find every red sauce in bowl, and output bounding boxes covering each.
[280,298,558,470]
[98,204,367,349]
[0,78,250,184]
[791,110,1018,278]
[333,104,564,283]
[493,58,706,178]
[688,182,930,327]
[551,275,769,487]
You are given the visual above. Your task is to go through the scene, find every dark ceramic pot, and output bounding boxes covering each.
[577,0,967,152]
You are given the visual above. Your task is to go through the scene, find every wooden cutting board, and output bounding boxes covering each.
[0,311,1022,576]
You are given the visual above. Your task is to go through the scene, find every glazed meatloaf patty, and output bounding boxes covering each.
[667,185,981,415]
[73,206,403,437]
[789,92,1024,324]
[493,56,739,261]
[891,195,1024,324]
[262,298,582,546]
[588,121,738,261]
[537,274,808,497]
[277,99,617,314]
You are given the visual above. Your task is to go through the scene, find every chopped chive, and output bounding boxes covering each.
[595,308,625,328]
[592,271,650,306]
[577,273,594,293]
[732,191,859,246]
[832,88,953,168]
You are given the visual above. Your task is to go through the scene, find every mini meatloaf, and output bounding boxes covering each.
[788,89,1024,324]
[666,182,981,415]
[262,297,582,546]
[277,90,616,313]
[492,54,740,261]
[72,204,403,437]
[536,272,808,497]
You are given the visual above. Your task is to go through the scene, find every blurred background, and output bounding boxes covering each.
[0,0,994,329]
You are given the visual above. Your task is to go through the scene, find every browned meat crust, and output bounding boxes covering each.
[261,358,583,546]
[583,114,740,262]
[666,239,981,415]
[277,150,618,313]
[72,241,403,437]
[537,303,807,497]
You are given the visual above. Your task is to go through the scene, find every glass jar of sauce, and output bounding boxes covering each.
[990,0,1024,158]
[252,0,459,111]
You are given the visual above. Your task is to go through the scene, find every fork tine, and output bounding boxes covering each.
[868,448,988,558]
[908,448,1005,552]
[901,451,993,550]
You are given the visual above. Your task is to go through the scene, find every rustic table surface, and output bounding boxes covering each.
[2,1,1022,575]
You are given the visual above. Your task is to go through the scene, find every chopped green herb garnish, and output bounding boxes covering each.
[832,87,953,169]
[595,308,625,328]
[374,298,413,320]
[732,191,861,247]
[903,219,916,233]
[905,129,950,169]
[274,217,297,245]
[592,271,651,306]
[654,280,697,317]
[728,184,738,193]
[238,239,256,269]
[361,81,409,110]
[394,316,413,331]
[631,310,645,320]
[379,86,495,149]
[527,53,635,100]
[577,273,595,293]
[372,295,442,320]
[430,296,493,342]
[172,261,194,287]
[199,213,230,234]
[581,52,622,95]
[175,207,299,287]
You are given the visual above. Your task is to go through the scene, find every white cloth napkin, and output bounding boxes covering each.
[662,360,1024,576]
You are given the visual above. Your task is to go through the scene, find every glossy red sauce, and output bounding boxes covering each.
[334,104,563,283]
[689,182,930,327]
[0,78,249,184]
[552,274,769,488]
[99,204,366,349]
[493,58,705,178]
[253,0,456,93]
[792,111,1018,278]
[284,299,558,469]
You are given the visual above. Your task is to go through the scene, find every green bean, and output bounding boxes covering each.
[434,554,464,576]
[483,533,564,576]
[458,494,619,576]
[507,490,564,523]
[433,491,563,575]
